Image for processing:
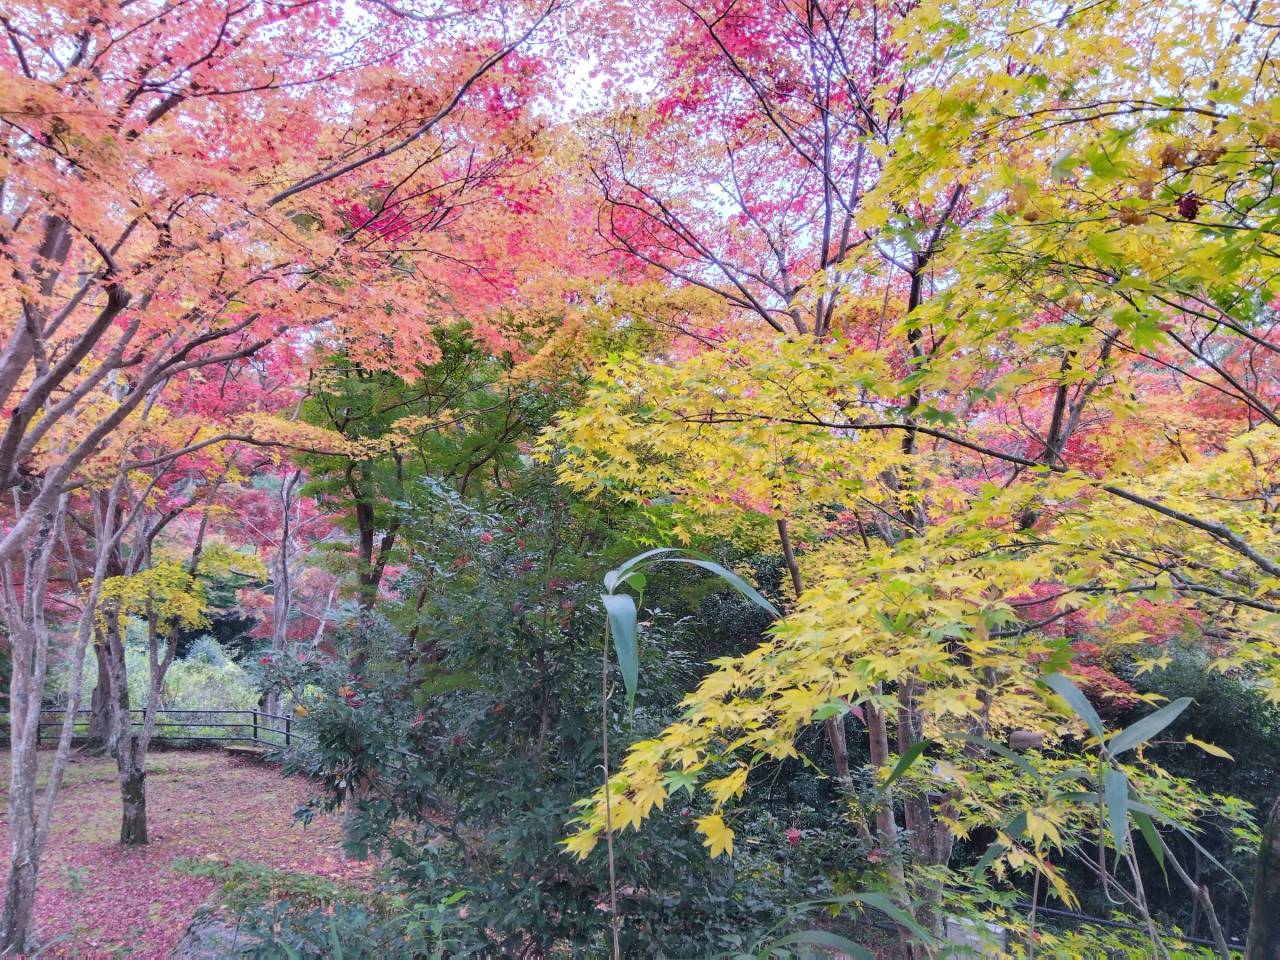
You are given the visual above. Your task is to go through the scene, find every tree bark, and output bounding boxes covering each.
[117,747,148,847]
[0,496,103,957]
[0,507,59,955]
[102,607,147,845]
[1,733,40,955]
[1247,796,1280,960]
[1,486,117,953]
[263,470,302,727]
[776,518,853,786]
[88,638,113,752]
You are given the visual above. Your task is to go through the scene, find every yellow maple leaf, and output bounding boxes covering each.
[563,830,599,860]
[632,780,667,819]
[696,814,734,858]
[705,767,748,805]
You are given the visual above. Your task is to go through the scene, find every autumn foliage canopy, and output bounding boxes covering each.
[2,0,1280,956]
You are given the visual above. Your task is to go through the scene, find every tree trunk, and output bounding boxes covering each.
[824,716,851,784]
[102,608,150,846]
[1,859,37,956]
[117,747,148,847]
[776,518,853,786]
[1,492,115,954]
[115,603,182,848]
[261,471,301,737]
[1,737,39,955]
[87,638,112,752]
[1247,796,1280,960]
[0,506,59,955]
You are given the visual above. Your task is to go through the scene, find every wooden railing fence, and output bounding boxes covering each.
[33,708,313,749]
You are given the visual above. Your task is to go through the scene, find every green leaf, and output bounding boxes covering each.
[604,547,695,592]
[1085,229,1122,268]
[1130,809,1167,886]
[1050,149,1080,180]
[767,930,874,959]
[879,740,930,793]
[1044,673,1104,739]
[1084,142,1123,178]
[973,840,1006,878]
[601,593,639,713]
[1129,801,1246,893]
[812,699,848,721]
[1107,697,1191,755]
[663,769,698,796]
[920,406,959,427]
[1114,306,1165,350]
[651,556,780,618]
[1104,768,1129,853]
[1038,637,1076,675]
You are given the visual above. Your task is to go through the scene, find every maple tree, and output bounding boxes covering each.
[232,463,341,714]
[579,0,990,815]
[0,0,564,949]
[551,0,1280,954]
[0,0,1278,955]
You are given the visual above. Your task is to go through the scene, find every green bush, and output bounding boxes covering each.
[163,647,259,713]
[175,858,469,959]
[174,858,366,914]
[263,477,862,957]
[44,633,259,743]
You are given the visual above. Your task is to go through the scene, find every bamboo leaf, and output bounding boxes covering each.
[840,892,935,943]
[879,740,930,793]
[1184,735,1232,759]
[946,731,1038,777]
[1107,697,1191,755]
[604,547,706,593]
[1130,809,1167,886]
[780,892,936,945]
[604,547,694,592]
[601,592,639,712]
[1129,801,1246,892]
[1104,768,1129,853]
[767,890,937,956]
[651,556,780,618]
[1044,673,1104,739]
[767,930,875,959]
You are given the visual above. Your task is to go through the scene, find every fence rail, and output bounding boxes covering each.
[34,707,314,749]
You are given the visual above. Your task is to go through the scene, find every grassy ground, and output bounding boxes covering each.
[0,749,369,959]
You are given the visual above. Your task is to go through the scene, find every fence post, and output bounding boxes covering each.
[285,716,291,747]
[251,710,258,744]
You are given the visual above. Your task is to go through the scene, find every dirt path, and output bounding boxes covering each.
[0,749,369,958]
